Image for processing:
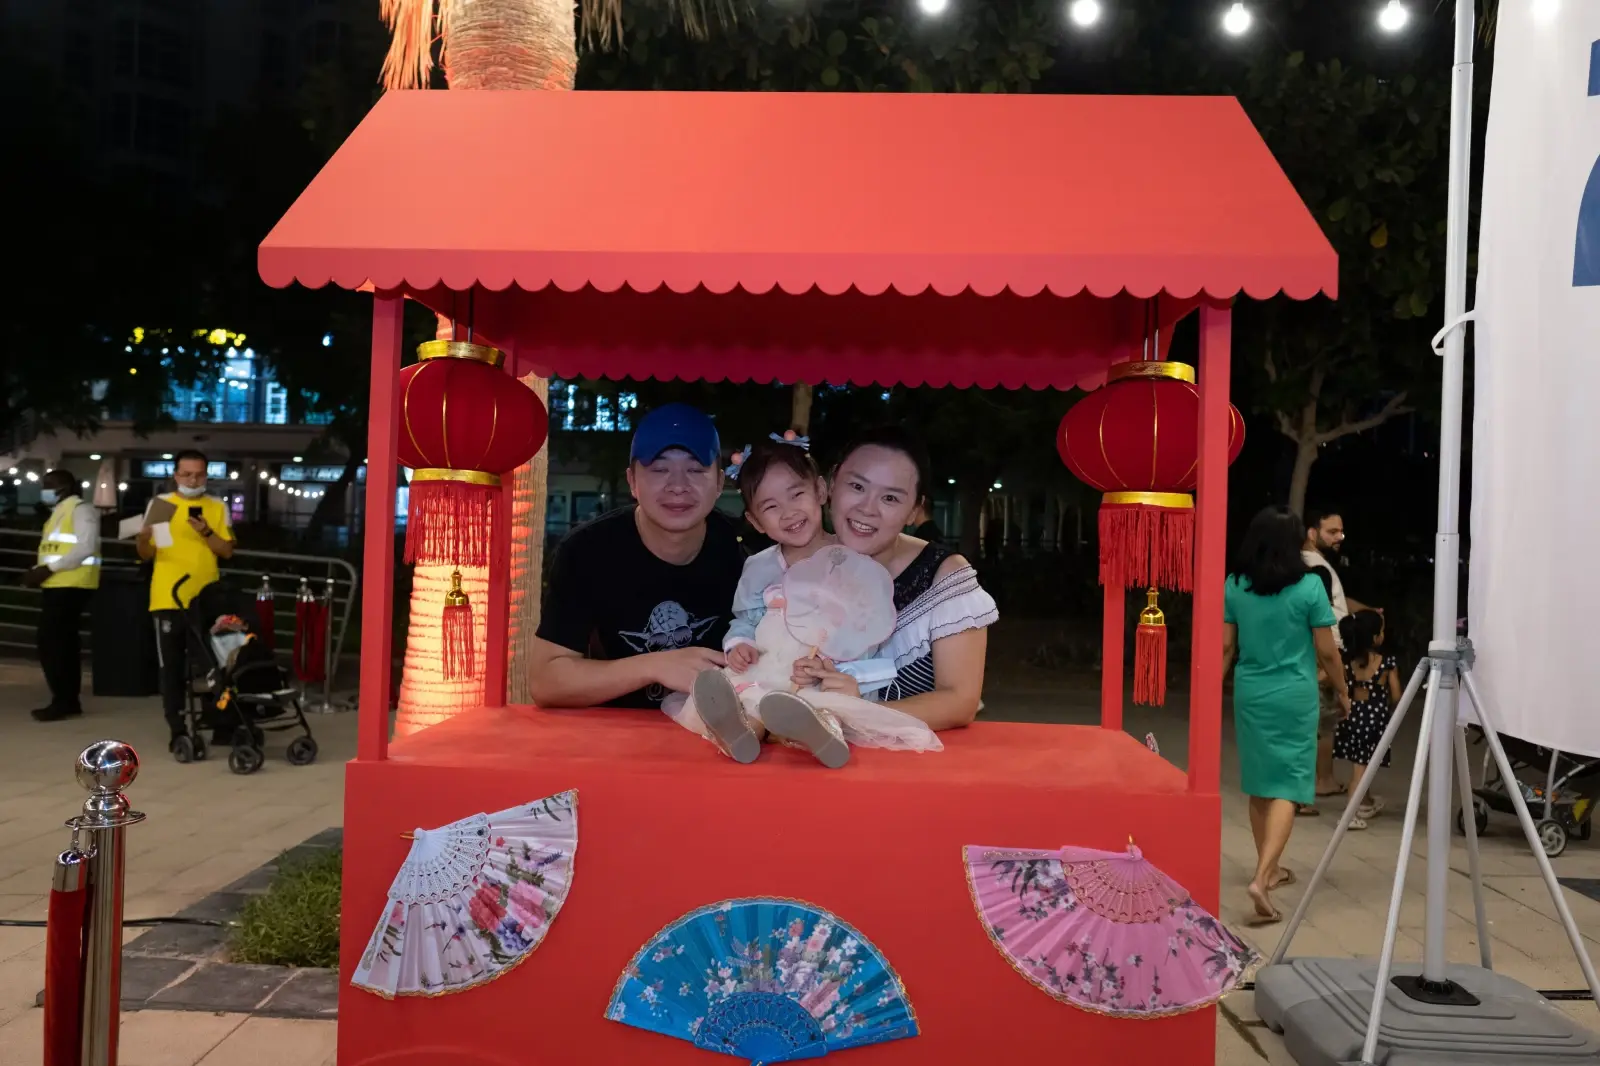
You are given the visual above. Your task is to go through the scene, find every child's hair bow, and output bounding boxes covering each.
[725,444,753,481]
[769,430,811,451]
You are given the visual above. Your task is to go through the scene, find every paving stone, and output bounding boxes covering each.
[258,968,339,1019]
[147,962,292,1013]
[176,892,252,924]
[126,921,230,960]
[218,865,276,895]
[33,954,196,1008]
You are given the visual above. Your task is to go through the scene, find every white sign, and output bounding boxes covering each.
[1468,10,1600,757]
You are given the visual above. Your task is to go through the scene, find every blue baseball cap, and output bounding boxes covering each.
[629,403,721,467]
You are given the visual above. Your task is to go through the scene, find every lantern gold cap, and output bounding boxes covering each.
[445,569,469,608]
[1139,587,1165,627]
[1107,360,1196,385]
[416,339,505,368]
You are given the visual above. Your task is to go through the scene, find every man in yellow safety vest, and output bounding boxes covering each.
[21,469,101,721]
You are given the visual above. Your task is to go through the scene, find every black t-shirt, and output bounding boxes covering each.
[536,506,747,709]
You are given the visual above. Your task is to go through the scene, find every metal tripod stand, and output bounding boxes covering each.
[1254,2,1600,1061]
[1263,636,1600,1064]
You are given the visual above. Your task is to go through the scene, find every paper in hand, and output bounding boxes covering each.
[145,497,178,525]
[150,522,175,549]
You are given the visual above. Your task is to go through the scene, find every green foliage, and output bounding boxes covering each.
[1227,46,1450,506]
[230,849,343,969]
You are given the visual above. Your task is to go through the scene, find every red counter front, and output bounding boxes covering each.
[338,707,1220,1066]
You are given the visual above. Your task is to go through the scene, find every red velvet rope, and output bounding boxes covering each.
[294,599,329,683]
[44,870,88,1066]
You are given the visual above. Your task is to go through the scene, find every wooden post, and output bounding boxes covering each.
[1188,301,1232,795]
[1101,582,1124,731]
[358,293,403,762]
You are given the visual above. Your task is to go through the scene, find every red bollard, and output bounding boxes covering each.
[44,848,89,1066]
[293,596,329,684]
[255,577,276,651]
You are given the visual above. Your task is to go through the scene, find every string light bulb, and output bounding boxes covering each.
[1377,0,1407,32]
[1222,2,1251,35]
[918,0,949,15]
[1068,0,1101,26]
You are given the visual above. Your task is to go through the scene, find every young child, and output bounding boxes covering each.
[663,433,941,767]
[1331,610,1400,829]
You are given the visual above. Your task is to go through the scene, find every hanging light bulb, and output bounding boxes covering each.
[918,0,949,15]
[1068,0,1101,26]
[1377,0,1407,32]
[1222,2,1251,35]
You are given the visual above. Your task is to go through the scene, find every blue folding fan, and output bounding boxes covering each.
[606,898,918,1065]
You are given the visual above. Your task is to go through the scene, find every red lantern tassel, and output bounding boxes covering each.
[1133,588,1167,707]
[405,479,496,568]
[1100,502,1195,591]
[441,570,476,682]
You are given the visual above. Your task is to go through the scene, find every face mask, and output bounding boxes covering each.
[176,483,206,499]
[39,489,59,506]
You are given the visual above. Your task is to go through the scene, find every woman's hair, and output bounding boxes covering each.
[1340,610,1383,661]
[831,425,933,504]
[736,437,822,512]
[1233,505,1310,597]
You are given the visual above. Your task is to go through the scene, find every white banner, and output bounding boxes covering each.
[1468,5,1600,757]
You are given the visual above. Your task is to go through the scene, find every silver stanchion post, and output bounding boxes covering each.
[70,741,145,1066]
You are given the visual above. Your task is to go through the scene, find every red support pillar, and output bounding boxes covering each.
[359,293,403,762]
[481,342,516,709]
[1188,301,1232,795]
[1101,582,1124,730]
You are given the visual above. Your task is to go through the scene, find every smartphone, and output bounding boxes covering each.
[188,505,203,520]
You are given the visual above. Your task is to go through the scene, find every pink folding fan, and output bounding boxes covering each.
[963,842,1255,1017]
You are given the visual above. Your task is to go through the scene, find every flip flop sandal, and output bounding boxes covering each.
[1347,815,1369,831]
[1316,784,1349,798]
[1246,910,1284,928]
[1271,868,1297,889]
[1296,804,1321,817]
[759,692,851,769]
[692,671,761,765]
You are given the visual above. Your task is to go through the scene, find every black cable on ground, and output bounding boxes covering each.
[0,917,228,928]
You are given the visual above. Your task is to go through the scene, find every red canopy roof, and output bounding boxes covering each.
[259,90,1336,301]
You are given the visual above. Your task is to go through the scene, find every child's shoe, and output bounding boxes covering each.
[760,692,850,769]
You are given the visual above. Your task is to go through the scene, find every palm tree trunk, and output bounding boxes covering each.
[789,382,814,436]
[388,0,576,729]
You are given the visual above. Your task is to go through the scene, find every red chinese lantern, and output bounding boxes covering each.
[398,339,548,679]
[1057,359,1245,704]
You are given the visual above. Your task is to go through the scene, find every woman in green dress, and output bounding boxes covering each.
[1224,506,1348,924]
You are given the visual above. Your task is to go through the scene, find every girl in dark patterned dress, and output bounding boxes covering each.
[788,426,998,730]
[1332,610,1400,830]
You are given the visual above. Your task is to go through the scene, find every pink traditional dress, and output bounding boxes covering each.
[664,546,942,756]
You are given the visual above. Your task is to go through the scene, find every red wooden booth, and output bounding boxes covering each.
[260,90,1335,1066]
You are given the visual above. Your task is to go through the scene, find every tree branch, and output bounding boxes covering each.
[1315,391,1412,445]
[1275,410,1299,441]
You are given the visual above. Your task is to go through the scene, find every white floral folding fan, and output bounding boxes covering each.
[352,790,577,998]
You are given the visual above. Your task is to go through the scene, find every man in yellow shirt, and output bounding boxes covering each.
[21,469,100,721]
[135,450,234,749]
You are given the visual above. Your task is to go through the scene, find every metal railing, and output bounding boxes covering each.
[0,527,358,709]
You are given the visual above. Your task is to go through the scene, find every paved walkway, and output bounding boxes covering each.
[0,660,1596,1065]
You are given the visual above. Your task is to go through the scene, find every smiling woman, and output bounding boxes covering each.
[802,426,999,731]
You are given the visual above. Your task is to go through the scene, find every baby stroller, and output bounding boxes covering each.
[172,576,319,775]
[1456,724,1597,858]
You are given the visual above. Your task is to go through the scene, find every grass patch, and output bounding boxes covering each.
[230,849,342,968]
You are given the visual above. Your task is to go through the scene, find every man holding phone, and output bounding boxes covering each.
[136,449,234,750]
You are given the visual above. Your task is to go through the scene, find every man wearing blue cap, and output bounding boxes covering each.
[528,403,746,709]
